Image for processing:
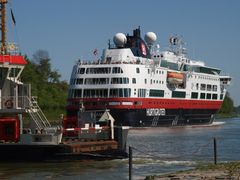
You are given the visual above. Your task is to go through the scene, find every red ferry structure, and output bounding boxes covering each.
[0,0,128,161]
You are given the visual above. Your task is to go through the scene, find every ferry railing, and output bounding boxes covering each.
[76,59,151,66]
[25,96,51,129]
[0,95,30,110]
[0,95,45,113]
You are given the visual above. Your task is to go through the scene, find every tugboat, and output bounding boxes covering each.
[67,27,231,127]
[0,0,128,162]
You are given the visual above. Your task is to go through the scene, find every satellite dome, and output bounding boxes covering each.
[144,32,157,45]
[113,33,127,47]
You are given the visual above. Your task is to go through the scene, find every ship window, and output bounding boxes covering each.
[138,89,146,97]
[212,94,218,100]
[191,92,198,99]
[109,88,131,97]
[78,68,85,74]
[213,85,217,92]
[112,67,123,74]
[200,84,206,91]
[183,64,188,71]
[149,89,164,97]
[172,91,186,98]
[168,62,178,70]
[160,60,168,68]
[76,78,84,84]
[207,93,211,99]
[83,89,108,98]
[85,78,109,84]
[220,94,224,100]
[200,67,220,75]
[196,83,199,90]
[0,67,8,88]
[207,84,212,91]
[132,78,136,84]
[73,89,82,98]
[144,79,147,84]
[111,77,129,84]
[123,78,129,84]
[86,67,111,74]
[200,93,206,99]
[136,67,140,73]
[160,60,178,70]
[9,68,21,78]
[148,69,150,74]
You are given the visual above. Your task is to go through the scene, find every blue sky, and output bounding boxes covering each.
[9,0,240,105]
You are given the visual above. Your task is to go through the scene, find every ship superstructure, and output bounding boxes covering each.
[0,0,56,143]
[67,27,231,127]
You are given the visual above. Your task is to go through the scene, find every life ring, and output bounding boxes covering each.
[5,99,13,109]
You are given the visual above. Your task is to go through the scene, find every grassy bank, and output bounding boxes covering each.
[216,113,239,119]
[145,162,240,180]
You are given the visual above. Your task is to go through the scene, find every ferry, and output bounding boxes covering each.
[67,27,231,127]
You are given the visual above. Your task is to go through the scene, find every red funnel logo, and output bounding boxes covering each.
[141,42,147,56]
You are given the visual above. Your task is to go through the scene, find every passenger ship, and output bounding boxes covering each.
[67,27,231,127]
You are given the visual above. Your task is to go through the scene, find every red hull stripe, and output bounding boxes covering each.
[0,55,27,65]
[67,97,223,110]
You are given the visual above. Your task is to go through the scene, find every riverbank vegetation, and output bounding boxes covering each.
[218,92,238,118]
[21,50,68,121]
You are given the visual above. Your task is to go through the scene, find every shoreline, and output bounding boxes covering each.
[145,162,240,180]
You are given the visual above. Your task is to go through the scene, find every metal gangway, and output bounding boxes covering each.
[25,96,51,130]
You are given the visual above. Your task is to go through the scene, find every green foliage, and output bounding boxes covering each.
[21,50,68,120]
[235,106,240,114]
[219,92,234,115]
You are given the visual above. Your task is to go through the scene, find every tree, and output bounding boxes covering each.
[32,49,61,83]
[21,50,68,120]
[219,92,234,115]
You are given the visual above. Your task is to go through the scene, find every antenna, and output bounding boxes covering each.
[169,35,186,56]
[0,0,8,55]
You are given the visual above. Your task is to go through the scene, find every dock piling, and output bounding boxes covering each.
[213,137,217,165]
[129,146,132,180]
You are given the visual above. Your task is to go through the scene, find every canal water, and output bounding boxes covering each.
[0,118,240,180]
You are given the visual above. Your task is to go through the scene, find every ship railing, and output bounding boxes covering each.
[0,95,29,110]
[76,59,152,66]
[0,95,40,110]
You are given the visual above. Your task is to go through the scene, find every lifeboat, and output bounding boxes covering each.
[167,72,184,84]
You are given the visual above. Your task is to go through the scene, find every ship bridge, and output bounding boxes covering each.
[0,0,51,131]
[0,55,29,112]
